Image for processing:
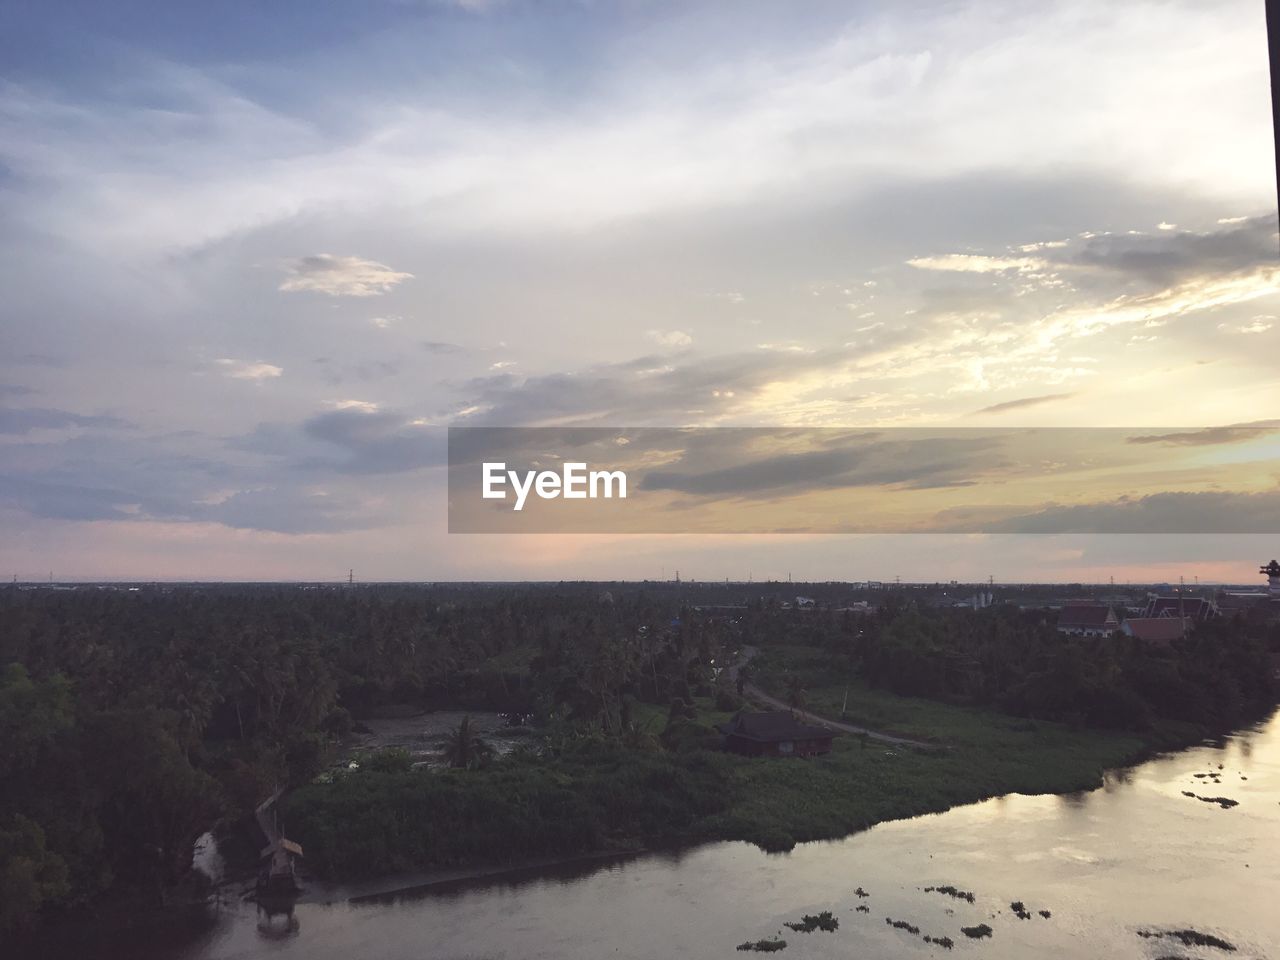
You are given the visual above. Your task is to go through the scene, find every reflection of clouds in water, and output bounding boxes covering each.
[1049,846,1104,866]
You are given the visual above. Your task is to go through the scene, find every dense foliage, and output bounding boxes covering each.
[747,600,1278,736]
[0,582,724,930]
[285,738,731,878]
[1,580,1275,934]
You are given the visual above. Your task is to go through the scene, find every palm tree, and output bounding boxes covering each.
[443,716,494,769]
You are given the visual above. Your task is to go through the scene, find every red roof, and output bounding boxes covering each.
[1122,617,1191,643]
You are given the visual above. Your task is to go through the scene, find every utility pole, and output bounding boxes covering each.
[1179,576,1187,639]
[348,568,354,586]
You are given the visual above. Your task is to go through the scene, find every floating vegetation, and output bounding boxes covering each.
[784,911,838,933]
[924,885,976,904]
[855,905,870,914]
[1182,792,1239,809]
[961,924,994,939]
[1137,928,1237,952]
[736,938,788,952]
[854,886,870,898]
[1038,910,1051,919]
[923,935,955,949]
[886,918,921,935]
[1010,901,1032,920]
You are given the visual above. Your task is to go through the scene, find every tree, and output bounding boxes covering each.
[442,716,494,770]
[0,814,69,931]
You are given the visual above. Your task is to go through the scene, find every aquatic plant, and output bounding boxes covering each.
[736,938,787,952]
[1010,900,1031,919]
[961,923,993,939]
[1137,928,1236,951]
[1182,792,1239,809]
[923,935,955,949]
[924,885,975,903]
[784,911,838,933]
[885,918,921,935]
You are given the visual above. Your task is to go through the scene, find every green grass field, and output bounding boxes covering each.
[697,642,1146,850]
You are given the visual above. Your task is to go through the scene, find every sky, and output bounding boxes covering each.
[1,0,1279,584]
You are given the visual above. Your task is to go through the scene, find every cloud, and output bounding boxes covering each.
[451,346,855,426]
[203,487,382,534]
[639,434,1004,499]
[978,489,1280,534]
[646,329,693,348]
[215,358,283,380]
[1058,214,1280,288]
[0,408,129,435]
[1221,316,1274,334]
[279,255,413,297]
[1125,420,1280,447]
[908,254,1052,275]
[3,1,1268,259]
[234,403,444,475]
[974,392,1075,415]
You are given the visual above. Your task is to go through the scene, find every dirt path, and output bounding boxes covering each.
[732,645,938,749]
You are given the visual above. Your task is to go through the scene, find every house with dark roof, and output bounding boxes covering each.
[1120,617,1192,644]
[1055,603,1119,637]
[1143,595,1218,622]
[719,710,835,757]
[1216,591,1270,615]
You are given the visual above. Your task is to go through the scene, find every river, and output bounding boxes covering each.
[160,709,1280,959]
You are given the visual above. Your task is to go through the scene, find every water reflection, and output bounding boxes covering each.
[255,900,300,941]
[109,709,1280,959]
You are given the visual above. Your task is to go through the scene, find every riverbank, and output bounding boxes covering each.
[226,709,1280,960]
[281,686,1150,885]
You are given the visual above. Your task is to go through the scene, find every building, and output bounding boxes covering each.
[1120,617,1192,644]
[1263,559,1280,600]
[258,838,303,895]
[719,710,835,757]
[1056,603,1119,637]
[1216,591,1269,615]
[1143,595,1218,622]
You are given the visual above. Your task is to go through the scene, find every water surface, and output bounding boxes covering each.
[178,710,1280,959]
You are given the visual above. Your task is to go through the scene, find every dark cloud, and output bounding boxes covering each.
[454,348,861,426]
[206,487,381,534]
[975,489,1280,534]
[1126,420,1280,447]
[236,406,444,475]
[0,423,392,534]
[974,393,1075,415]
[1057,214,1280,288]
[641,435,1005,498]
[299,407,444,473]
[0,407,130,435]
